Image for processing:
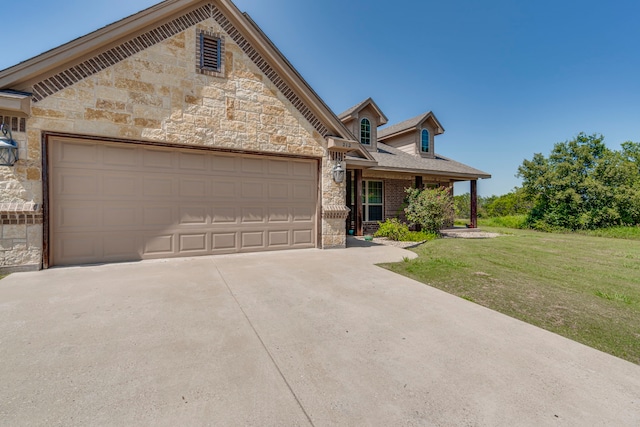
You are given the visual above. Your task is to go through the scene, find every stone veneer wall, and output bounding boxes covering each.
[0,15,346,270]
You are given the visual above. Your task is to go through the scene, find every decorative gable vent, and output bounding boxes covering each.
[197,30,224,77]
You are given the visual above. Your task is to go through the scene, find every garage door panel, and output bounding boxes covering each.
[143,234,174,255]
[241,157,265,174]
[212,181,239,199]
[179,178,208,198]
[50,138,317,266]
[292,161,315,177]
[293,183,315,200]
[212,232,237,251]
[292,206,315,222]
[104,145,138,167]
[268,182,289,199]
[241,207,266,223]
[269,207,290,222]
[56,141,99,165]
[55,203,101,229]
[179,233,208,253]
[268,230,290,247]
[179,151,208,171]
[55,171,99,196]
[103,233,138,258]
[143,149,174,169]
[241,181,266,199]
[103,173,140,197]
[212,207,239,224]
[143,177,175,197]
[241,231,265,249]
[179,206,208,225]
[211,155,237,172]
[56,234,101,264]
[103,206,138,227]
[143,205,175,226]
[293,229,314,245]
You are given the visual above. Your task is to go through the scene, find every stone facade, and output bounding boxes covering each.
[0,15,346,271]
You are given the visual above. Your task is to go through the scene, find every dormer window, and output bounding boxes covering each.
[360,118,371,145]
[421,129,430,153]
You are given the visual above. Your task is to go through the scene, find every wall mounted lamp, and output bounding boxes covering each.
[0,124,18,166]
[332,162,345,183]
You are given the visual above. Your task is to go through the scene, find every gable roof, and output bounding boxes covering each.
[378,111,445,140]
[353,142,490,180]
[338,97,388,126]
[0,0,375,162]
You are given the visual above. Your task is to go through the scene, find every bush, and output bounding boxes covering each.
[374,218,409,241]
[404,187,454,234]
[478,215,528,229]
[375,218,438,242]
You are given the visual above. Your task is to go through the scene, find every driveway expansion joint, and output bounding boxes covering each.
[213,264,315,427]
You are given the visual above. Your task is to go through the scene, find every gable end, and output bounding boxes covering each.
[28,2,330,137]
[32,4,212,102]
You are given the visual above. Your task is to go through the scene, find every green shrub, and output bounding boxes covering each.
[375,218,408,241]
[478,215,528,229]
[404,187,454,234]
[375,218,438,242]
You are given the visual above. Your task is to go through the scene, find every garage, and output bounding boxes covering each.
[48,136,318,266]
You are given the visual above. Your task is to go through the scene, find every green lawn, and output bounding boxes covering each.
[381,227,640,364]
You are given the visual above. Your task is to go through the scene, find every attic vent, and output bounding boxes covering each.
[197,30,224,77]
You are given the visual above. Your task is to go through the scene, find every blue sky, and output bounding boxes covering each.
[3,0,640,196]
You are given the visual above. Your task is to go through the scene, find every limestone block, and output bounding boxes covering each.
[2,225,26,240]
[84,108,131,125]
[31,107,66,119]
[0,239,12,251]
[27,225,43,249]
[114,78,155,94]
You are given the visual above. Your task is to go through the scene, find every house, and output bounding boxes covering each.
[0,0,489,272]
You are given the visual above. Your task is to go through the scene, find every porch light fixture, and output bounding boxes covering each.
[0,124,18,167]
[332,162,345,183]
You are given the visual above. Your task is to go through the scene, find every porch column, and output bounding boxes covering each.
[414,176,423,190]
[470,180,478,228]
[346,170,352,233]
[355,169,363,236]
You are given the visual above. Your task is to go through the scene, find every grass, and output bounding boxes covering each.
[381,226,640,364]
[578,226,640,240]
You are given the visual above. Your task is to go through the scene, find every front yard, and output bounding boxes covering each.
[381,227,640,364]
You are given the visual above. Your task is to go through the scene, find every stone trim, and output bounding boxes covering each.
[0,115,26,132]
[31,3,330,137]
[322,205,350,220]
[0,213,43,225]
[0,202,43,225]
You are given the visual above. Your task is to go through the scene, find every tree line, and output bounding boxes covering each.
[456,133,640,230]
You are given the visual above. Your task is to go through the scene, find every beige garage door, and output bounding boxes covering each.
[49,137,318,266]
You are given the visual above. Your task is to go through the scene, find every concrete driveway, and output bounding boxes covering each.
[1,244,639,426]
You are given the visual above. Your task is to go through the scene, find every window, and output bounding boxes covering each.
[421,129,430,153]
[362,180,383,221]
[360,118,371,145]
[197,30,224,76]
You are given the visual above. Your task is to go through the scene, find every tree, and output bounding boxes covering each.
[405,187,454,233]
[517,133,640,230]
[483,188,532,218]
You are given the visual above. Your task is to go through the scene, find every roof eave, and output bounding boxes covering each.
[370,166,491,180]
[0,0,197,89]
